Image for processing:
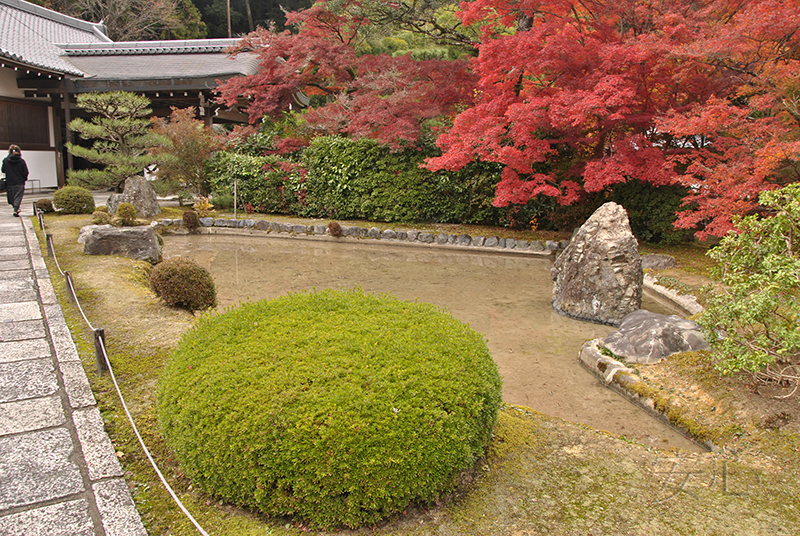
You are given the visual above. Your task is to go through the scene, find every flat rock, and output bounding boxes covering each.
[600,309,709,363]
[642,253,678,271]
[80,225,162,264]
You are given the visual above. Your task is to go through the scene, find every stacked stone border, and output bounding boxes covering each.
[151,217,570,254]
[152,215,713,451]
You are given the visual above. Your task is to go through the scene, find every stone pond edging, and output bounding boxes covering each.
[150,217,571,255]
[151,215,712,449]
[579,280,712,450]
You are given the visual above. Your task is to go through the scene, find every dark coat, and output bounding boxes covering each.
[2,154,29,186]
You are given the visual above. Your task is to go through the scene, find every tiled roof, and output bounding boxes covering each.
[61,39,242,56]
[0,0,110,75]
[65,52,260,81]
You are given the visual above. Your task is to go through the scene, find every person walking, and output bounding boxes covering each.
[2,145,28,217]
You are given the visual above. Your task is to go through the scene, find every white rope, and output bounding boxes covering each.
[43,224,211,536]
[64,273,95,331]
[97,337,211,536]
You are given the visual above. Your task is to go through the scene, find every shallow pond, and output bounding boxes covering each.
[164,233,699,451]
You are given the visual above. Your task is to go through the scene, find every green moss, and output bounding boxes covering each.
[625,380,717,443]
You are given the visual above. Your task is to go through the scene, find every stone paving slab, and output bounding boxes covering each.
[0,318,46,342]
[0,338,51,363]
[0,269,35,280]
[0,499,95,536]
[59,361,97,409]
[0,359,58,403]
[0,396,65,435]
[0,278,34,292]
[0,259,30,270]
[94,479,149,536]
[0,236,25,247]
[0,428,85,509]
[0,247,28,258]
[0,288,38,304]
[0,301,41,322]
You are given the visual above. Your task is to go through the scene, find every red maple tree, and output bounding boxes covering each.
[215,6,477,151]
[424,0,800,237]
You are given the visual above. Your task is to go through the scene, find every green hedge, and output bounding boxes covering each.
[206,151,301,214]
[611,179,692,244]
[157,288,502,529]
[300,136,507,224]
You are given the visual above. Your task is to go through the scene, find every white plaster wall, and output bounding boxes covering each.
[1,150,58,189]
[23,150,58,189]
[0,68,25,99]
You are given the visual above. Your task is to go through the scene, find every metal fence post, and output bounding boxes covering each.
[94,328,108,374]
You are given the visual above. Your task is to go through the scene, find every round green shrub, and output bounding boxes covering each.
[115,202,137,226]
[91,210,112,225]
[157,288,502,529]
[182,209,200,232]
[35,198,54,213]
[53,185,95,214]
[149,257,217,313]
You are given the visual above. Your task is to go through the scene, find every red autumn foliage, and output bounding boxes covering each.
[215,13,477,150]
[425,0,800,238]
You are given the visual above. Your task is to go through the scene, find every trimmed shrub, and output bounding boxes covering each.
[182,210,200,232]
[53,185,95,214]
[35,198,54,213]
[95,205,108,212]
[91,211,112,225]
[115,202,137,226]
[157,288,502,529]
[149,257,217,313]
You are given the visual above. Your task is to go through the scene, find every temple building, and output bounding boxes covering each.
[0,0,257,188]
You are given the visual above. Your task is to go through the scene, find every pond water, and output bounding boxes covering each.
[163,233,699,451]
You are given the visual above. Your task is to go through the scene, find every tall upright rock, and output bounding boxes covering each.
[551,202,642,325]
[107,176,161,218]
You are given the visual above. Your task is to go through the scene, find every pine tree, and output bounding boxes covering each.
[66,92,157,192]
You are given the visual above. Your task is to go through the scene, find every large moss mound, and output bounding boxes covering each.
[157,288,502,529]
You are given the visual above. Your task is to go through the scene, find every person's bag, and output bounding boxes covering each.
[0,178,6,192]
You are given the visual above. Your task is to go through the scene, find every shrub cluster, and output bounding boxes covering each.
[149,257,217,313]
[35,198,54,213]
[115,202,137,226]
[157,288,502,529]
[53,185,95,214]
[700,183,800,379]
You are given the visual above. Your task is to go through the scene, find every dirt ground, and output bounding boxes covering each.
[36,211,800,535]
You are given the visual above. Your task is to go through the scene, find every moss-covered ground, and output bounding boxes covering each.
[33,209,800,535]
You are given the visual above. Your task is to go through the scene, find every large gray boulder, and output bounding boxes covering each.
[551,202,642,325]
[600,310,709,363]
[107,176,161,218]
[80,225,162,264]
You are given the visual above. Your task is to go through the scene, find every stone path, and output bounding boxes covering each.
[0,199,147,535]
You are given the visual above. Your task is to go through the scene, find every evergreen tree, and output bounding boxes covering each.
[66,92,157,192]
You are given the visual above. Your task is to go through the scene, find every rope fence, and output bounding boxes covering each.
[34,203,211,536]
